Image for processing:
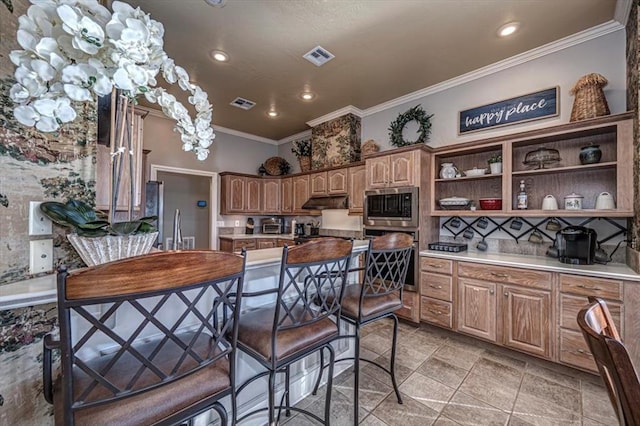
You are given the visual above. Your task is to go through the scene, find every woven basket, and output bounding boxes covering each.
[361,139,380,158]
[68,232,158,266]
[569,73,610,122]
[264,157,286,175]
[298,156,311,172]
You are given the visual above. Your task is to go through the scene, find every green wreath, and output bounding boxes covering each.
[388,104,434,147]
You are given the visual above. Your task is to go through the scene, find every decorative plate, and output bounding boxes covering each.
[264,157,290,176]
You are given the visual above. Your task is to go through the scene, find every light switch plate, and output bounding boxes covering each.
[29,201,52,235]
[29,239,53,274]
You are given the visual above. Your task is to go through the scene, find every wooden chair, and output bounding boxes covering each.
[577,296,640,426]
[311,233,414,425]
[234,238,353,425]
[42,250,246,425]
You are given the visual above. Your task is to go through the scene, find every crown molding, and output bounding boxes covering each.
[136,106,279,145]
[615,0,633,25]
[362,20,624,117]
[305,105,364,128]
[277,129,312,145]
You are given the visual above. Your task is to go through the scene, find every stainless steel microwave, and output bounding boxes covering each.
[364,187,418,228]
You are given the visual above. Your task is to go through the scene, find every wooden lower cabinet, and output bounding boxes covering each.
[257,239,276,249]
[420,297,452,328]
[457,278,497,342]
[396,290,420,323]
[219,238,257,253]
[501,285,551,358]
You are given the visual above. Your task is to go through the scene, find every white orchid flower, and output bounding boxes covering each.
[36,116,59,132]
[58,4,104,55]
[31,59,57,81]
[10,50,31,67]
[15,65,47,98]
[10,84,30,103]
[195,147,209,161]
[13,105,40,127]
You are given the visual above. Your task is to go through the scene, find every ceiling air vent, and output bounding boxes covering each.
[230,97,256,110]
[303,46,335,67]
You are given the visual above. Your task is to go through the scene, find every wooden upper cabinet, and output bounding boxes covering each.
[281,177,293,214]
[389,151,416,186]
[292,175,310,213]
[310,172,328,195]
[262,179,281,214]
[245,178,261,213]
[96,108,145,211]
[328,169,348,194]
[366,150,417,188]
[220,174,245,214]
[348,165,366,214]
[366,156,389,189]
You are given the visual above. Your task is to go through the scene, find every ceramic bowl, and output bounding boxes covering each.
[464,168,487,177]
[479,198,502,210]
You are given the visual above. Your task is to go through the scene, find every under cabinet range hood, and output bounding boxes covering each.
[301,194,348,210]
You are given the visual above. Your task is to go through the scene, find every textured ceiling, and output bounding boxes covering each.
[127,0,618,141]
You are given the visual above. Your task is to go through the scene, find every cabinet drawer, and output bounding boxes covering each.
[559,328,597,372]
[560,294,622,332]
[420,272,453,301]
[420,258,452,274]
[458,262,551,290]
[420,297,452,329]
[559,274,623,301]
[233,239,256,250]
[257,239,276,249]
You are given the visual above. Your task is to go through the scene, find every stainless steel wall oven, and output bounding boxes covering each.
[364,187,418,228]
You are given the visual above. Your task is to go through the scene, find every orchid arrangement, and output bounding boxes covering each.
[9,0,214,161]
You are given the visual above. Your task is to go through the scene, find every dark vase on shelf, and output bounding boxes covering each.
[579,144,602,165]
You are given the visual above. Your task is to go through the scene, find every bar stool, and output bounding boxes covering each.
[312,233,414,424]
[42,250,246,425]
[235,238,353,425]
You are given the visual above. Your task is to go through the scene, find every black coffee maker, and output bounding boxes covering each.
[295,223,306,236]
[554,226,597,265]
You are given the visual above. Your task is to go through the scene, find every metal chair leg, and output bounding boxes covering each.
[353,325,360,425]
[268,370,276,426]
[390,314,403,404]
[325,344,336,426]
[285,365,291,417]
[312,347,325,395]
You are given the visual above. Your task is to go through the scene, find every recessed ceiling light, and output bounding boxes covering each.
[300,92,315,101]
[267,110,279,118]
[204,0,226,7]
[498,22,519,37]
[211,50,229,62]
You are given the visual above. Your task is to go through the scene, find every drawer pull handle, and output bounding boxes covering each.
[491,272,508,278]
[576,349,593,357]
[504,292,509,297]
[428,264,443,269]
[430,285,443,289]
[577,284,602,290]
[428,309,444,315]
[489,289,495,295]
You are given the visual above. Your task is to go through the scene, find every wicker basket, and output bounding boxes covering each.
[569,73,610,122]
[361,139,380,158]
[68,232,158,266]
[264,157,288,175]
[298,156,311,172]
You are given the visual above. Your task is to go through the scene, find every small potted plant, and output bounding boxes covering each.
[291,139,312,172]
[488,154,503,174]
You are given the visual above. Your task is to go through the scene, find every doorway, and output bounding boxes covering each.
[150,165,218,249]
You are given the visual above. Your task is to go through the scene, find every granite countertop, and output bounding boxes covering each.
[219,233,295,240]
[0,240,370,310]
[420,249,640,282]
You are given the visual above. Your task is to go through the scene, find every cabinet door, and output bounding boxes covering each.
[501,285,551,358]
[366,157,389,188]
[262,179,281,213]
[328,169,348,194]
[396,291,420,323]
[221,175,245,214]
[281,177,293,214]
[310,172,328,195]
[292,175,310,213]
[219,239,234,253]
[257,239,276,249]
[245,178,261,212]
[457,278,497,342]
[389,151,415,187]
[348,165,366,214]
[95,109,145,211]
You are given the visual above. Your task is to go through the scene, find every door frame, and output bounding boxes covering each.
[150,164,218,249]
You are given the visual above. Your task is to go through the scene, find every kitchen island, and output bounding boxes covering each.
[419,249,640,375]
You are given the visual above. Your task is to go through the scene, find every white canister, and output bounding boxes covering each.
[564,193,584,210]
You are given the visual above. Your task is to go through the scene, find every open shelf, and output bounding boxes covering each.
[512,161,616,177]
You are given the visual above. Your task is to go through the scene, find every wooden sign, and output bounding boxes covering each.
[459,87,559,134]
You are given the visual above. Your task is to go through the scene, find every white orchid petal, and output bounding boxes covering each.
[33,99,57,116]
[196,148,209,161]
[9,50,30,67]
[17,29,37,51]
[56,103,77,122]
[93,75,113,96]
[36,116,59,132]
[57,5,80,33]
[13,105,39,126]
[63,84,92,101]
[10,84,30,102]
[34,37,58,59]
[31,59,57,81]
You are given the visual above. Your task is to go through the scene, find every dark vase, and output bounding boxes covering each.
[579,144,602,165]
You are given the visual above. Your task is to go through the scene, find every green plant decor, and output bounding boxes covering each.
[40,200,157,237]
[488,154,503,164]
[291,139,312,159]
[389,104,434,147]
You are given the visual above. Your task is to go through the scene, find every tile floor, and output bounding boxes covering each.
[283,319,618,425]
